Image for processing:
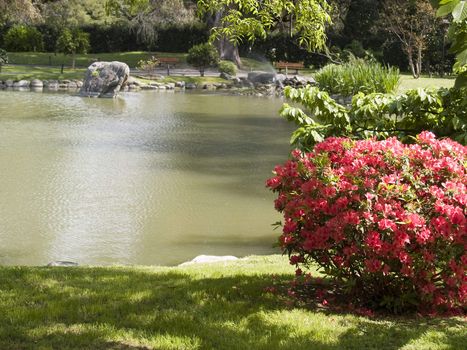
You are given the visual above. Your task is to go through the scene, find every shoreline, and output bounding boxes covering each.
[0,73,317,97]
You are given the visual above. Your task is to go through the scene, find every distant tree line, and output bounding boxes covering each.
[0,0,456,75]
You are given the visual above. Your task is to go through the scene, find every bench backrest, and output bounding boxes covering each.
[159,57,179,64]
[274,61,304,69]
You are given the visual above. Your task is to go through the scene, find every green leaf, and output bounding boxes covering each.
[454,70,467,88]
[452,0,467,21]
[437,0,460,16]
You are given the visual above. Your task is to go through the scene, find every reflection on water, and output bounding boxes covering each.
[0,91,293,265]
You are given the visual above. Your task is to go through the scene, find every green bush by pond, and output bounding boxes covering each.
[315,57,400,96]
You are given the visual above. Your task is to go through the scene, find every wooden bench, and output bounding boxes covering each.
[158,57,179,76]
[274,61,305,74]
[158,57,179,66]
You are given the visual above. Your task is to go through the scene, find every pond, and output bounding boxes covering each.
[0,90,293,265]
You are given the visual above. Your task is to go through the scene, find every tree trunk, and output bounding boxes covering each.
[200,68,205,77]
[416,44,423,78]
[208,11,242,67]
[407,47,419,79]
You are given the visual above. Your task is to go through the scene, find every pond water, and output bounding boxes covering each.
[0,90,293,265]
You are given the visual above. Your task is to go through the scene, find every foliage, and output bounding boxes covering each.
[267,132,466,313]
[281,85,467,150]
[0,47,6,73]
[137,55,159,77]
[314,56,400,96]
[0,0,41,25]
[0,48,7,64]
[56,28,90,56]
[56,28,90,69]
[3,25,44,52]
[187,42,219,76]
[218,60,237,76]
[197,0,332,52]
[105,0,198,48]
[432,0,467,88]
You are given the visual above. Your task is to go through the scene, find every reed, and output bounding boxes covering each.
[315,57,400,96]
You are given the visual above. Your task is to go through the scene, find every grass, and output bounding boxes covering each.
[398,74,456,91]
[0,255,465,350]
[0,64,85,80]
[6,51,189,69]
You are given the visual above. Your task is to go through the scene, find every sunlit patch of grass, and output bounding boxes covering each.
[398,74,455,92]
[0,64,85,80]
[6,51,186,68]
[0,255,464,350]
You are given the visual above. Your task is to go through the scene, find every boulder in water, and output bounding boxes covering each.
[79,61,130,98]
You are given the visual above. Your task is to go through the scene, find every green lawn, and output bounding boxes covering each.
[0,255,464,350]
[398,74,455,92]
[6,51,188,69]
[0,64,85,80]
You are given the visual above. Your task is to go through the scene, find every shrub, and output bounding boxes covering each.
[281,86,467,149]
[0,48,7,72]
[3,25,44,52]
[267,132,466,314]
[56,28,90,69]
[187,42,219,77]
[314,57,400,96]
[218,60,237,76]
[137,56,159,78]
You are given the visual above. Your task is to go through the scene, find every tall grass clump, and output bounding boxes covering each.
[315,57,400,96]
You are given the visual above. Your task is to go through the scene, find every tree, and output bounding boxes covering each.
[3,24,44,51]
[382,0,437,78]
[186,42,219,76]
[0,48,7,73]
[0,0,41,25]
[105,0,198,49]
[56,28,90,69]
[199,0,331,50]
[431,0,467,88]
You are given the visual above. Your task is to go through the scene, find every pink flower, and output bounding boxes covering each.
[365,231,382,250]
[378,219,397,231]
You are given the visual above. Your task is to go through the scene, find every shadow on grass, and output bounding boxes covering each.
[0,267,464,350]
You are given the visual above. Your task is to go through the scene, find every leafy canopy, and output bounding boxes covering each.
[197,0,332,52]
[431,0,467,87]
[56,28,90,55]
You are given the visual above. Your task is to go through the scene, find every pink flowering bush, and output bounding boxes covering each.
[266,132,466,313]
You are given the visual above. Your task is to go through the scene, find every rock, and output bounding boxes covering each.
[47,261,78,267]
[76,80,83,88]
[247,71,276,84]
[175,81,185,88]
[30,79,43,88]
[185,83,197,90]
[179,255,239,266]
[5,79,14,87]
[126,76,140,86]
[220,72,232,80]
[67,81,78,89]
[13,80,30,88]
[128,84,140,91]
[79,61,130,98]
[275,74,287,83]
[231,77,242,86]
[46,80,59,89]
[166,83,175,90]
